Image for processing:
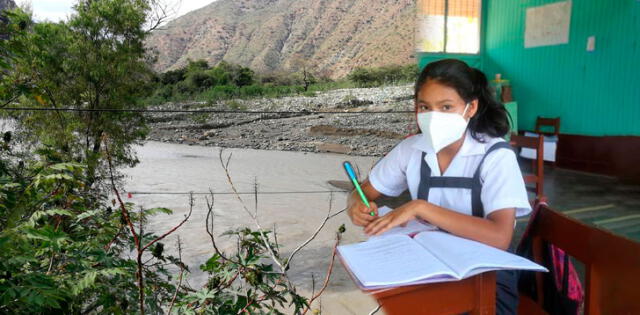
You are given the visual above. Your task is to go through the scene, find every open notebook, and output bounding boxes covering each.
[338,206,547,290]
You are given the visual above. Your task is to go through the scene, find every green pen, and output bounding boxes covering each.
[343,161,375,216]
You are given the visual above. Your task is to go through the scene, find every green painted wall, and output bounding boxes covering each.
[416,0,640,136]
[482,0,640,136]
[416,53,482,70]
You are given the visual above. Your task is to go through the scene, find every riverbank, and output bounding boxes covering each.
[146,84,416,156]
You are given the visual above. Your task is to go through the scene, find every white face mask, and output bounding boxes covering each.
[417,104,470,153]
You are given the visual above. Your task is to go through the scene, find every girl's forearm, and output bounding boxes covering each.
[413,200,514,250]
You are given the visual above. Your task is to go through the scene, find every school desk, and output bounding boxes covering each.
[366,271,497,315]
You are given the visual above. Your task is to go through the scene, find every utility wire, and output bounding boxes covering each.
[127,190,347,195]
[0,107,413,114]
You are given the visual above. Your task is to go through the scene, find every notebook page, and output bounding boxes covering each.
[413,231,547,278]
[337,234,457,287]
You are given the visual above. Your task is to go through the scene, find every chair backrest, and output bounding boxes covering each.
[524,205,640,314]
[510,133,544,198]
[535,117,560,137]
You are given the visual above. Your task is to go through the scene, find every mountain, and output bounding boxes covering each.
[146,0,416,79]
[0,0,16,11]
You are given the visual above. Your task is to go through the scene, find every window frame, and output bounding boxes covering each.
[417,0,485,56]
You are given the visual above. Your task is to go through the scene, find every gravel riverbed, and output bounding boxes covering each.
[147,84,418,156]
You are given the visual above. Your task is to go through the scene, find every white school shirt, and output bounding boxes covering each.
[368,130,531,218]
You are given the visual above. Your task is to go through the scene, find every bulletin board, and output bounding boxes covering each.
[524,1,572,48]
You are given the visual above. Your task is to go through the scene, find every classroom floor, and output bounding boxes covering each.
[514,162,640,244]
[511,162,640,289]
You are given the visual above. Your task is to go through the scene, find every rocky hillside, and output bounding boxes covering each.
[146,0,416,79]
[0,0,16,11]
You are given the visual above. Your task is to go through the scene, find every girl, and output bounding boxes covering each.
[347,59,531,314]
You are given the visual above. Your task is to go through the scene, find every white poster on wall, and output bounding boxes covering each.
[524,1,572,48]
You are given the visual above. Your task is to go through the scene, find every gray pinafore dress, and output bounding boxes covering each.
[417,141,519,315]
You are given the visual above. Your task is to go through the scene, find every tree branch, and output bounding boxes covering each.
[167,236,185,314]
[204,190,235,263]
[217,149,285,273]
[104,134,140,249]
[141,193,193,252]
[0,94,20,109]
[301,231,342,315]
[284,192,333,270]
[104,134,192,315]
[145,0,180,33]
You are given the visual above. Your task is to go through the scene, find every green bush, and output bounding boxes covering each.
[175,80,194,95]
[186,59,209,72]
[347,67,377,87]
[348,64,418,87]
[186,70,215,91]
[235,67,254,87]
[160,68,187,85]
[238,84,265,98]
[0,142,180,313]
[173,228,311,314]
[206,67,232,86]
[302,90,316,97]
[401,64,420,82]
[192,113,210,123]
[146,61,418,105]
[259,71,305,86]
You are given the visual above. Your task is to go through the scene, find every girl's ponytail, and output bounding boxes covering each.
[468,68,510,140]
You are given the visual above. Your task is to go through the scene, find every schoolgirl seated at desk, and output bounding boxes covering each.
[346,59,531,315]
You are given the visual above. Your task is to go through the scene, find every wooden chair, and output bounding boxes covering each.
[534,117,561,138]
[534,117,560,167]
[519,205,640,314]
[510,133,545,200]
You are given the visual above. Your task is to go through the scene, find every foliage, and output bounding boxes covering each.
[147,59,342,105]
[0,10,30,105]
[0,138,180,314]
[0,1,155,193]
[174,228,311,314]
[0,132,344,315]
[147,62,417,106]
[347,64,418,87]
[150,60,256,100]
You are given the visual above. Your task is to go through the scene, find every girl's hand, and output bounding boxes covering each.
[347,200,379,227]
[364,200,427,236]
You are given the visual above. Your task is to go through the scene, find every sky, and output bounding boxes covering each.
[15,0,217,23]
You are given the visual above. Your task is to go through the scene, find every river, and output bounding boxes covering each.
[124,141,382,314]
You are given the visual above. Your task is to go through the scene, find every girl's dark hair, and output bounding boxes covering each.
[414,59,510,141]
